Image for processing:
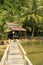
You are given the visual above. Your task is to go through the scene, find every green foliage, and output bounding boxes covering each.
[0,0,43,23]
[22,0,43,37]
[0,21,8,40]
[0,0,43,38]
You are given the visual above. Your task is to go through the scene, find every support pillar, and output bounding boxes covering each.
[25,31,27,39]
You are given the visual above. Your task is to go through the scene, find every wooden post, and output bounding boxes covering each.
[20,31,22,39]
[19,31,21,39]
[25,31,27,39]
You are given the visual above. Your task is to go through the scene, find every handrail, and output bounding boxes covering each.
[16,39,26,55]
[0,45,9,65]
[16,39,33,65]
[24,55,32,65]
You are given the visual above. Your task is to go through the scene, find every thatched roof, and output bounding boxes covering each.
[6,22,26,31]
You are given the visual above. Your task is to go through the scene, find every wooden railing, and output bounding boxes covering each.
[0,39,32,65]
[0,44,9,65]
[16,39,33,65]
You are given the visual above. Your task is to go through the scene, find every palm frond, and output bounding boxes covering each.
[37,6,43,10]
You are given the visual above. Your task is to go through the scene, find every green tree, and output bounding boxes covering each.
[0,21,8,40]
[22,0,43,37]
[0,0,43,38]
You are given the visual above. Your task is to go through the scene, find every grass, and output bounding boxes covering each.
[21,39,43,65]
[0,45,7,61]
[0,45,7,50]
[0,51,4,61]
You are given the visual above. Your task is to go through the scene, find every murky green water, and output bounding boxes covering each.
[22,40,43,65]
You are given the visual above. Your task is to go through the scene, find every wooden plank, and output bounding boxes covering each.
[6,63,24,65]
[5,42,24,65]
[8,54,23,59]
[6,60,24,63]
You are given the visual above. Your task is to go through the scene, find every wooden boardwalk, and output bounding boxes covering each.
[5,40,25,65]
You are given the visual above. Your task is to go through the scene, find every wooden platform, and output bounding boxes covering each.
[5,41,25,65]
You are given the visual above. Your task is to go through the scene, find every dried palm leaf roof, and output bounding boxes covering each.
[6,22,26,31]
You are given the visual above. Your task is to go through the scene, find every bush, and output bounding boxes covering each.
[0,40,5,45]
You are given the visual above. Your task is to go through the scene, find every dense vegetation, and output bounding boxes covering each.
[0,0,43,39]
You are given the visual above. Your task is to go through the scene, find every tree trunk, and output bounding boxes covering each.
[32,25,34,38]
